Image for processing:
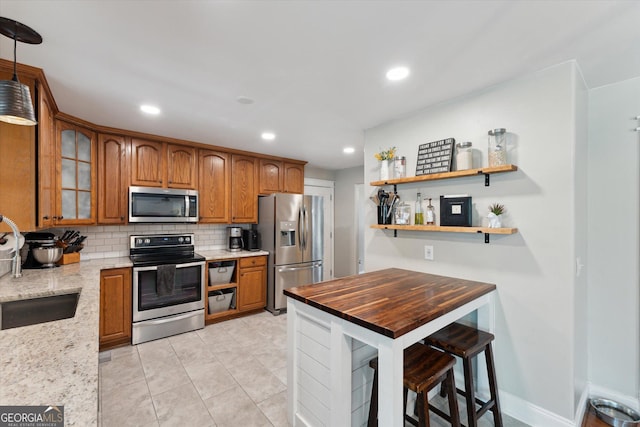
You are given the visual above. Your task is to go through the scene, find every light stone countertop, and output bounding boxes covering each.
[0,251,269,426]
[198,249,269,260]
[0,257,131,427]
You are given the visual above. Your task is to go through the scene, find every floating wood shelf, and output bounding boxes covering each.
[370,224,518,243]
[370,164,518,187]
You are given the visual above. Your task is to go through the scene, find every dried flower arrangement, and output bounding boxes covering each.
[374,146,397,161]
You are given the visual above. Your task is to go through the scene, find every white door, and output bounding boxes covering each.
[304,178,334,281]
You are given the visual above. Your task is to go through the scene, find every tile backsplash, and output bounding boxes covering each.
[41,223,250,260]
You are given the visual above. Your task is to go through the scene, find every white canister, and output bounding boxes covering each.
[455,142,473,170]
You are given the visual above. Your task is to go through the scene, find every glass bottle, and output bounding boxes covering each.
[414,192,424,225]
[488,128,507,167]
[425,198,436,225]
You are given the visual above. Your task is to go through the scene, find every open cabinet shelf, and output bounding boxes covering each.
[370,164,518,187]
[371,224,518,243]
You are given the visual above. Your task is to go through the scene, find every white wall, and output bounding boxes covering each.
[364,62,587,424]
[587,77,640,405]
[334,166,364,277]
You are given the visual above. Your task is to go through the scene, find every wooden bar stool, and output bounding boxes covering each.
[367,343,461,427]
[424,322,503,427]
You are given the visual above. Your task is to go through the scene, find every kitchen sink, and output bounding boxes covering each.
[0,292,80,330]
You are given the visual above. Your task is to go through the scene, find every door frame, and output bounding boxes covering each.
[304,178,334,280]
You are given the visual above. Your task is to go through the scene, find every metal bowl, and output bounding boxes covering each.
[590,398,640,427]
[32,246,63,267]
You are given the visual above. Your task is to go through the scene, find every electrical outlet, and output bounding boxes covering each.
[424,245,434,261]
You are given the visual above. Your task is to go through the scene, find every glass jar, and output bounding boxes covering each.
[393,202,411,225]
[393,156,406,178]
[455,142,473,171]
[488,128,507,167]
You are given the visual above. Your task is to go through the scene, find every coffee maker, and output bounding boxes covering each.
[227,227,243,252]
[242,227,261,251]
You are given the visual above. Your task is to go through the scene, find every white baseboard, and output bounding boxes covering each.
[499,390,575,427]
[588,383,640,411]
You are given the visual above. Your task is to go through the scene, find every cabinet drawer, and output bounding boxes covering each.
[239,256,266,268]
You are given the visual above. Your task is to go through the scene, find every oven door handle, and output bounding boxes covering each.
[133,261,205,272]
[136,310,201,326]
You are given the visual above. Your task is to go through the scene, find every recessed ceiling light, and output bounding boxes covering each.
[343,147,355,154]
[261,132,276,141]
[386,66,410,81]
[237,96,255,105]
[140,104,160,115]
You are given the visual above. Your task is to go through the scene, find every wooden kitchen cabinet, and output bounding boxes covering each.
[99,267,132,350]
[199,149,231,223]
[258,159,305,195]
[130,138,164,187]
[167,144,197,189]
[131,138,197,189]
[231,154,258,223]
[259,159,283,194]
[37,87,56,229]
[237,255,267,311]
[0,70,36,233]
[283,162,305,194]
[54,120,97,225]
[98,134,129,224]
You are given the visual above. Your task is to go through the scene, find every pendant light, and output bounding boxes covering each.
[0,17,42,126]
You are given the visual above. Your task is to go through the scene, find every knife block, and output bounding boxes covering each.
[57,252,80,265]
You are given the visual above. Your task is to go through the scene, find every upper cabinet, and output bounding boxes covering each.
[37,87,56,229]
[231,155,258,223]
[199,149,230,223]
[283,162,304,194]
[259,159,283,195]
[130,139,197,189]
[259,159,304,195]
[130,139,164,187]
[98,134,129,224]
[55,121,97,225]
[167,144,197,189]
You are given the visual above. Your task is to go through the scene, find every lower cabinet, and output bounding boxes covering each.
[237,256,267,311]
[205,255,267,324]
[99,267,132,350]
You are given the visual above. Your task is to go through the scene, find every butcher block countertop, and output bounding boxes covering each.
[284,268,496,338]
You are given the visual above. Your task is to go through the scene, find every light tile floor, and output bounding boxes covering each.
[99,311,529,427]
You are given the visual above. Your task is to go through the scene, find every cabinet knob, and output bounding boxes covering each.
[43,216,50,220]
[59,216,64,220]
[120,216,125,220]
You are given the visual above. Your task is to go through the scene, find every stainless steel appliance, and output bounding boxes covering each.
[130,233,205,344]
[258,194,323,314]
[227,226,243,252]
[129,186,198,223]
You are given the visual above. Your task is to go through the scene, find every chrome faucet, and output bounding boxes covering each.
[0,215,22,278]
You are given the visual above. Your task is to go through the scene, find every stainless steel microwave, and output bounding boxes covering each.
[129,186,198,223]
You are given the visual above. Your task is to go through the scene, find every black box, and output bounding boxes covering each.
[440,195,472,227]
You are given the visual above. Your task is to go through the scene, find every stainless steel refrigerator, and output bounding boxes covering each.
[258,193,323,314]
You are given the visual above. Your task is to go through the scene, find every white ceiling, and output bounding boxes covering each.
[1,1,640,170]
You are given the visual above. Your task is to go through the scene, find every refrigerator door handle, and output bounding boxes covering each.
[277,262,322,273]
[302,206,308,250]
[298,208,304,249]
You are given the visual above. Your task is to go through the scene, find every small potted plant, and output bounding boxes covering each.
[487,203,505,228]
[374,146,396,180]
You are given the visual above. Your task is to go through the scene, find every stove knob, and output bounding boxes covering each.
[136,238,143,246]
[144,238,151,245]
[178,237,184,243]
[185,237,191,243]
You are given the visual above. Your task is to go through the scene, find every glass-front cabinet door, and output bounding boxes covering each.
[55,120,96,225]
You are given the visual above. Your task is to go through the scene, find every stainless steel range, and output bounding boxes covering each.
[130,233,206,345]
